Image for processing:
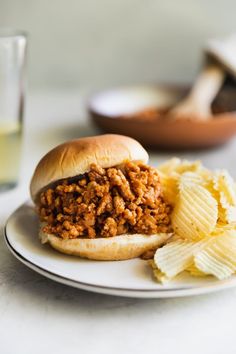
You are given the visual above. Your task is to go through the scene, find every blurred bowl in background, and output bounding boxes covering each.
[88,84,236,149]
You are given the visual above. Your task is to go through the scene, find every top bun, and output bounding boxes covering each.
[30,134,149,201]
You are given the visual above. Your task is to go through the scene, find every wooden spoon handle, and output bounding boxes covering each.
[189,63,225,107]
[170,63,225,120]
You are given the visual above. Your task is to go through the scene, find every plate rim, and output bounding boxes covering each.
[4,202,236,298]
[5,228,189,298]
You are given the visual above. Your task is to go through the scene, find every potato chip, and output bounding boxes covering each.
[186,263,208,277]
[154,239,209,278]
[175,160,203,174]
[213,223,236,236]
[179,172,205,188]
[148,260,171,283]
[211,170,236,223]
[198,168,213,181]
[150,158,236,283]
[194,234,236,280]
[158,158,203,175]
[157,158,181,174]
[172,183,218,240]
[159,172,179,206]
[204,177,217,197]
[224,206,236,223]
[216,170,236,205]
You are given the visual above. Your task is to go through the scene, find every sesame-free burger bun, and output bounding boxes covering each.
[31,134,169,261]
[40,226,171,261]
[30,134,149,202]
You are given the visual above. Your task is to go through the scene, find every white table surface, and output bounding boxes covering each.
[1,90,236,354]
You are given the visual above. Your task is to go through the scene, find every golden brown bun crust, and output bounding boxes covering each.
[30,134,149,202]
[40,228,172,261]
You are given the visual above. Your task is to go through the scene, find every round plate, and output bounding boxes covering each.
[4,201,236,298]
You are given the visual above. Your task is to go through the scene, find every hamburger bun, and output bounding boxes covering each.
[30,134,149,202]
[31,134,170,261]
[40,225,171,261]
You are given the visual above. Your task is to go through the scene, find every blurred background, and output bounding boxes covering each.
[1,0,236,188]
[2,3,236,354]
[1,0,236,90]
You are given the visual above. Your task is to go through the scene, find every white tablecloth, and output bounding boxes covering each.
[1,90,236,354]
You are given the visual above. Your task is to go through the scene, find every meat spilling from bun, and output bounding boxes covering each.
[30,134,172,260]
[38,161,171,239]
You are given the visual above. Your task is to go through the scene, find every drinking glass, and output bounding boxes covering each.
[0,29,27,191]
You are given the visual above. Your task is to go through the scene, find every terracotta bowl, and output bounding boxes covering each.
[88,84,236,149]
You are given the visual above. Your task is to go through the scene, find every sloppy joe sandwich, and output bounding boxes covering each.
[30,134,172,260]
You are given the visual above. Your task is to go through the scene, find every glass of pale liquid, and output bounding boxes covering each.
[0,30,27,191]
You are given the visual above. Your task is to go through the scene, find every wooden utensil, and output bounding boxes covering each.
[170,62,224,120]
[170,34,236,121]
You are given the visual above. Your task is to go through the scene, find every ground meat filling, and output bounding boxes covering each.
[38,161,171,239]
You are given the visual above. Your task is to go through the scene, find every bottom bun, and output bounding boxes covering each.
[40,227,172,261]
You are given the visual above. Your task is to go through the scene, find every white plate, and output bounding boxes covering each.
[4,201,236,298]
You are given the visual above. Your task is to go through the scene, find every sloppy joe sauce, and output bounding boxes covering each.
[38,161,171,239]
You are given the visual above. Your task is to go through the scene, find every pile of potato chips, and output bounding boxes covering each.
[151,158,236,283]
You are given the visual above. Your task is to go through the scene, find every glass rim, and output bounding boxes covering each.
[0,28,27,39]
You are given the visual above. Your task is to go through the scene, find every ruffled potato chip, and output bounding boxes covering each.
[150,158,236,283]
[195,234,236,280]
[157,158,212,208]
[152,230,236,282]
[172,183,218,240]
[179,172,205,187]
[154,239,210,279]
[157,158,182,174]
[223,206,236,223]
[159,171,179,206]
[216,170,236,205]
[148,260,171,283]
[211,170,236,223]
[158,158,203,175]
[186,263,208,277]
[213,223,236,236]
